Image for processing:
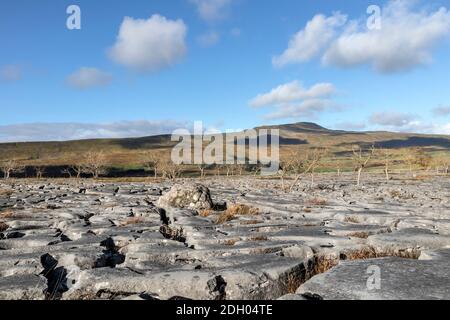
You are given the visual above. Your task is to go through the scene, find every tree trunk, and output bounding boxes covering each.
[385,166,389,181]
[357,167,362,186]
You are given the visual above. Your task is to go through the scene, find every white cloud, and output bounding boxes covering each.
[250,81,336,108]
[273,12,347,67]
[249,81,339,120]
[109,14,187,73]
[433,106,450,116]
[369,112,416,127]
[189,0,233,23]
[0,64,23,82]
[197,30,220,47]
[66,67,112,90]
[274,0,450,73]
[0,120,188,143]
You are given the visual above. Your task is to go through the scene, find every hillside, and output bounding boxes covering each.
[0,122,449,175]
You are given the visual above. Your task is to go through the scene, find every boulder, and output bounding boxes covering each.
[156,184,213,210]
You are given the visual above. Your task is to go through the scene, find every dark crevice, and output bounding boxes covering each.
[40,253,68,300]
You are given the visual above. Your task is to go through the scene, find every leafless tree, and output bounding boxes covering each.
[289,148,326,191]
[160,161,183,180]
[381,148,394,181]
[61,168,73,179]
[35,166,45,179]
[403,147,431,176]
[1,159,24,179]
[82,151,108,178]
[71,164,84,179]
[197,163,207,178]
[141,151,163,178]
[352,145,376,187]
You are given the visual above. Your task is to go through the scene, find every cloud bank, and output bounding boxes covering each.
[274,0,450,73]
[0,120,188,143]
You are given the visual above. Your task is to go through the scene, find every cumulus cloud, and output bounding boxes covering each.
[273,13,347,67]
[274,0,450,73]
[250,81,336,108]
[109,14,187,73]
[249,81,339,120]
[0,64,23,82]
[189,0,233,23]
[369,112,416,127]
[66,67,112,90]
[432,106,450,116]
[0,120,188,143]
[197,30,220,47]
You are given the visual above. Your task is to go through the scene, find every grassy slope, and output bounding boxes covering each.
[0,122,449,169]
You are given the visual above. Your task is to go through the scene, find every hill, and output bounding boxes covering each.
[0,122,449,177]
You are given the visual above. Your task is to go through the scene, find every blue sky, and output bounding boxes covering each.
[1,0,450,142]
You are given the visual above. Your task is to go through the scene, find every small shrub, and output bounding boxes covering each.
[344,216,360,223]
[0,188,13,197]
[0,210,14,219]
[222,238,240,246]
[303,208,312,213]
[0,222,9,232]
[216,204,260,224]
[160,225,186,243]
[249,235,268,241]
[199,209,213,217]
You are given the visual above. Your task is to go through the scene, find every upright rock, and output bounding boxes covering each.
[157,184,213,210]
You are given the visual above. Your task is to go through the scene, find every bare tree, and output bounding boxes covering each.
[82,151,108,178]
[234,164,246,176]
[141,151,163,178]
[160,161,183,180]
[352,145,376,187]
[197,163,207,178]
[381,148,394,181]
[71,164,84,179]
[403,147,431,176]
[289,148,326,191]
[1,159,24,179]
[61,168,73,179]
[35,166,45,179]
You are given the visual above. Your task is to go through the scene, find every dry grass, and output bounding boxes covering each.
[199,209,213,217]
[249,235,268,241]
[341,246,421,260]
[0,210,14,219]
[305,198,328,206]
[240,219,261,225]
[303,208,312,213]
[120,217,145,226]
[0,222,9,232]
[160,225,186,243]
[221,238,240,246]
[310,255,339,275]
[216,204,260,224]
[344,216,360,223]
[284,272,304,294]
[0,188,13,197]
[347,232,370,239]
